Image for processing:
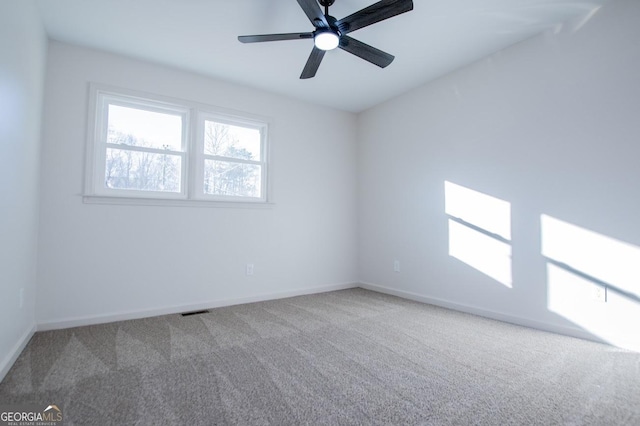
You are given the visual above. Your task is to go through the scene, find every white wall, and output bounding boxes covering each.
[0,0,47,379]
[358,0,640,350]
[37,42,358,327]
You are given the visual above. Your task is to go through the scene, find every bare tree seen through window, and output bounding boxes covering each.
[203,121,261,197]
[105,127,181,192]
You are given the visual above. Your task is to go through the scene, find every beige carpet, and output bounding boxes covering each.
[1,288,639,425]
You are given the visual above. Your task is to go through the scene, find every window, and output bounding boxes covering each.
[199,117,264,199]
[85,85,269,205]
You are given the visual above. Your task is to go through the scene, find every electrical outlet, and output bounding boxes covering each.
[592,285,607,303]
[393,260,400,273]
[19,288,24,308]
[246,263,254,276]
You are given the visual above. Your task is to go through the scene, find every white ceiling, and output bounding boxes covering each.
[36,0,605,112]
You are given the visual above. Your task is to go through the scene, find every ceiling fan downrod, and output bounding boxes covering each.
[319,0,335,16]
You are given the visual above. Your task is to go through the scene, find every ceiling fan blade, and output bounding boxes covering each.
[300,46,326,79]
[297,0,329,28]
[339,35,394,68]
[238,33,313,43]
[336,0,413,35]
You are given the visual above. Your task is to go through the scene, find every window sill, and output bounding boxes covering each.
[82,194,274,209]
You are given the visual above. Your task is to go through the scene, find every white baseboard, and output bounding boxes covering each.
[359,282,607,345]
[37,282,359,331]
[0,324,36,383]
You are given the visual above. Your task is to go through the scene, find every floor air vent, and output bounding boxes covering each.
[181,310,210,317]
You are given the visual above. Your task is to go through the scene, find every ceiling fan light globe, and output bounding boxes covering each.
[315,32,339,50]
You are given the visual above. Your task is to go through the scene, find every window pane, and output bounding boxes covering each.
[204,120,261,160]
[204,160,261,197]
[107,104,183,150]
[105,148,181,192]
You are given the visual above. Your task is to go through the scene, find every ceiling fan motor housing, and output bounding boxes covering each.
[314,8,339,31]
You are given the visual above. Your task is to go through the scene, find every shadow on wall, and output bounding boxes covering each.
[444,181,640,352]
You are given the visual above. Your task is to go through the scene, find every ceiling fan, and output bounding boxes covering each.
[238,0,414,79]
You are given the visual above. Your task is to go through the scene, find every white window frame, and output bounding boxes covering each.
[84,84,271,207]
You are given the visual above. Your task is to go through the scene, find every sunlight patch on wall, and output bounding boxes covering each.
[542,215,640,351]
[542,215,640,294]
[547,263,606,334]
[445,181,511,240]
[445,181,512,288]
[449,220,512,287]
